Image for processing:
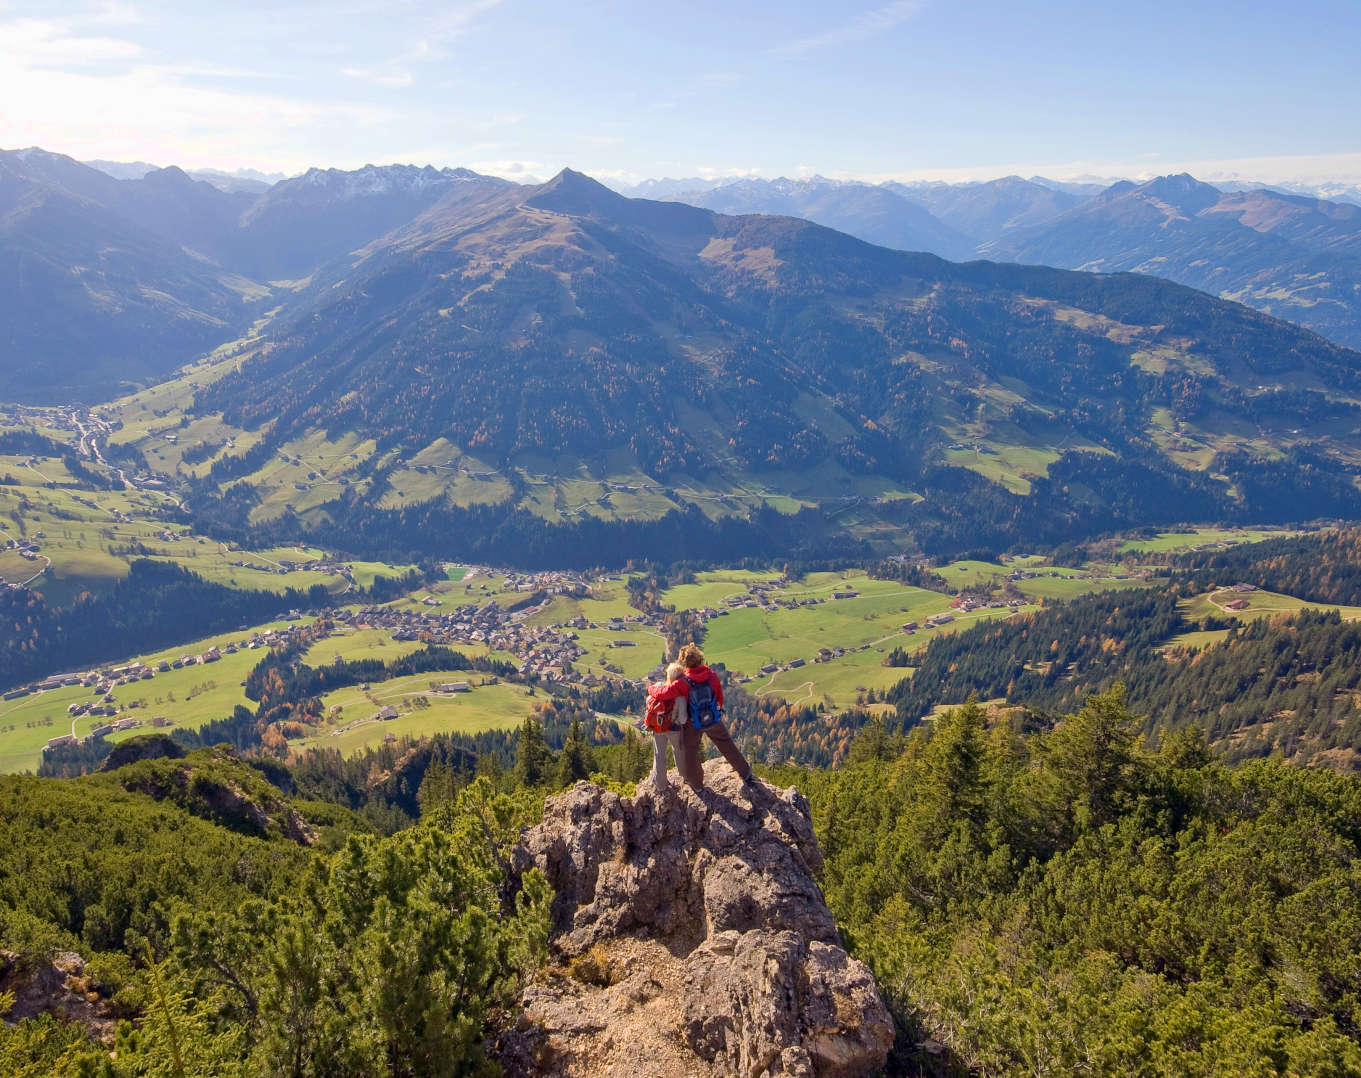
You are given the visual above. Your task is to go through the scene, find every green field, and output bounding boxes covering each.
[1119,527,1299,554]
[522,576,639,627]
[938,560,1014,588]
[661,570,782,611]
[0,617,317,774]
[295,676,538,757]
[573,628,668,680]
[699,575,948,688]
[1181,587,1361,624]
[0,451,411,602]
[302,628,433,667]
[1162,628,1233,652]
[1012,573,1150,601]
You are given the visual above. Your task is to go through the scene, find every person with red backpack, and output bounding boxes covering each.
[646,642,754,791]
[638,661,687,791]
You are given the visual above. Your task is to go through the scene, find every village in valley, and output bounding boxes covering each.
[0,406,1317,779]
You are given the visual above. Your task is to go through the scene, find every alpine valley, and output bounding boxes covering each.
[8,144,1361,1078]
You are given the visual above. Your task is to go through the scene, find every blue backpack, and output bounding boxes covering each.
[685,674,723,729]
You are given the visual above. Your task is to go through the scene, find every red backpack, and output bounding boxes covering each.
[643,691,673,732]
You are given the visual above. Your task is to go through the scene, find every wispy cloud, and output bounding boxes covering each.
[0,15,143,67]
[338,0,504,90]
[771,0,925,56]
[467,157,545,181]
[695,165,763,180]
[0,8,396,172]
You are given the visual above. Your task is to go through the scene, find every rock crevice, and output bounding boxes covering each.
[501,761,893,1078]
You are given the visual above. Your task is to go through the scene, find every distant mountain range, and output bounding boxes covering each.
[84,159,288,194]
[5,146,1361,559]
[982,174,1361,350]
[0,148,511,398]
[617,173,1361,349]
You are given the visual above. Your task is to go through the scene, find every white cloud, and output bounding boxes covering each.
[0,11,397,171]
[771,0,925,56]
[337,0,504,91]
[695,165,763,180]
[466,158,546,180]
[0,15,142,67]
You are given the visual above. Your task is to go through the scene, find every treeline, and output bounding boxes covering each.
[243,641,516,712]
[723,679,870,768]
[886,586,1186,721]
[280,698,629,830]
[781,692,1361,1073]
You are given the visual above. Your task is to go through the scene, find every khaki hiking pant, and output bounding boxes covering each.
[678,720,752,788]
[650,730,683,787]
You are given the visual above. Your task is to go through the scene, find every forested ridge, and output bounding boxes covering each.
[875,527,1361,765]
[1175,525,1361,605]
[780,694,1361,1075]
[886,586,1361,766]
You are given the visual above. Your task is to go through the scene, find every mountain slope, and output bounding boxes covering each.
[985,174,1361,348]
[0,151,262,402]
[0,150,521,401]
[2,148,256,259]
[155,169,1361,562]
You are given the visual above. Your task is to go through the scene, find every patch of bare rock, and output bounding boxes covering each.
[0,950,121,1043]
[500,759,893,1078]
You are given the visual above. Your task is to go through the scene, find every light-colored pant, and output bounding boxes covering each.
[650,730,684,786]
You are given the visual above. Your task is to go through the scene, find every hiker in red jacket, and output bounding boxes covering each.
[647,642,754,791]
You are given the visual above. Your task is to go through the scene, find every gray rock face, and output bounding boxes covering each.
[0,949,120,1042]
[502,760,893,1078]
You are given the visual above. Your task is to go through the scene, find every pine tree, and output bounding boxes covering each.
[514,717,549,787]
[556,718,595,786]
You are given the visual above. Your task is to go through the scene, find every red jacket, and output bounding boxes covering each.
[647,665,724,708]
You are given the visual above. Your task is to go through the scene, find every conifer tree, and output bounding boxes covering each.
[514,717,549,787]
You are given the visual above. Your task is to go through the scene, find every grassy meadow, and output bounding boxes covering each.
[0,617,318,774]
[295,676,538,757]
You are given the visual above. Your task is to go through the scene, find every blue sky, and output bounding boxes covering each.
[1,0,1358,185]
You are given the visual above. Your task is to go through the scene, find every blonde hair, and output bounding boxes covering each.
[678,643,704,669]
[665,662,684,682]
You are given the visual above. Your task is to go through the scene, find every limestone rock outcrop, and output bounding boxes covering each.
[0,950,120,1042]
[501,760,893,1078]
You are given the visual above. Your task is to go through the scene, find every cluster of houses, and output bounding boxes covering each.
[47,714,172,751]
[3,536,42,560]
[952,592,1022,614]
[498,569,591,596]
[8,625,313,709]
[335,599,598,683]
[228,555,355,581]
